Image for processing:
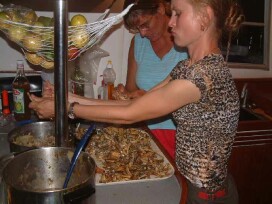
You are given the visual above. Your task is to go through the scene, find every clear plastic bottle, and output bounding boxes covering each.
[71,58,85,96]
[103,60,116,100]
[12,60,31,121]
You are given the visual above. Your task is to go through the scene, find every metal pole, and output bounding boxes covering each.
[54,0,70,147]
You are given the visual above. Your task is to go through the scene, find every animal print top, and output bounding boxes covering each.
[170,54,239,192]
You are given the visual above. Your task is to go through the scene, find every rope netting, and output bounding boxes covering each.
[0,4,134,69]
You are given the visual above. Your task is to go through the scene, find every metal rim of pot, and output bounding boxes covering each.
[8,121,55,152]
[2,147,96,203]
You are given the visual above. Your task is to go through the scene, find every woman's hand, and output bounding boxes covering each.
[42,80,54,98]
[113,83,146,100]
[28,94,55,119]
[112,84,130,100]
[68,92,86,103]
[128,89,146,99]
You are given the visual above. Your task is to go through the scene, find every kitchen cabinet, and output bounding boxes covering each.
[228,78,272,204]
[229,125,272,204]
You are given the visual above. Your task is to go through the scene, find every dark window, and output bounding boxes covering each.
[221,0,271,69]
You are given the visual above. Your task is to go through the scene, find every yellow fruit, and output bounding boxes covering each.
[69,29,89,48]
[24,10,38,25]
[22,33,42,52]
[37,16,53,27]
[25,52,44,65]
[34,21,44,27]
[70,14,87,26]
[31,21,44,33]
[0,11,11,29]
[41,59,54,69]
[8,25,27,42]
[6,10,23,23]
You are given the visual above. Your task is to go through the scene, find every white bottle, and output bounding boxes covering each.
[103,60,116,100]
[97,79,106,99]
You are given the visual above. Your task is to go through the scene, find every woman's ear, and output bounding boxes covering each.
[199,5,214,31]
[204,6,214,29]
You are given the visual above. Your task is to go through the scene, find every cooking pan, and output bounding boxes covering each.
[8,121,76,152]
[8,121,55,152]
[2,147,96,204]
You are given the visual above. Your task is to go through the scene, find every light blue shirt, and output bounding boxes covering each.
[134,33,188,130]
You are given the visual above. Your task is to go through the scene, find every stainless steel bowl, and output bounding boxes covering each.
[2,147,96,204]
[8,121,55,152]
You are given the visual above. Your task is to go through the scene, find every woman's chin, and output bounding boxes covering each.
[174,39,183,47]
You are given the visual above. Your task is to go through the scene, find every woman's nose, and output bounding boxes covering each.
[168,16,175,28]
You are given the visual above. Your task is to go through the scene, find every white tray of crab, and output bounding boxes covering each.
[84,126,175,186]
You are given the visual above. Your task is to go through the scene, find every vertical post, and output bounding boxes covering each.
[54,0,70,147]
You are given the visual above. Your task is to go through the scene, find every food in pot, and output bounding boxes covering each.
[85,126,171,183]
[12,133,55,147]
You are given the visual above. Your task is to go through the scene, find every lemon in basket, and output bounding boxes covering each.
[70,14,87,26]
[23,10,38,25]
[8,25,27,42]
[25,52,44,65]
[22,33,42,52]
[37,16,53,27]
[0,11,11,29]
[40,59,54,69]
[6,10,23,23]
[69,29,89,48]
[31,21,45,33]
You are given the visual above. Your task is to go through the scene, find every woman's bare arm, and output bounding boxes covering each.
[69,92,132,106]
[73,79,201,124]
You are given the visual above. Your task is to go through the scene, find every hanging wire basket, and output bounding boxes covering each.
[0,3,134,69]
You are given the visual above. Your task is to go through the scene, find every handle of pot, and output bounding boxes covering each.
[63,184,95,203]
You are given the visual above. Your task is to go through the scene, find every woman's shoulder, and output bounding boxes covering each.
[200,54,226,71]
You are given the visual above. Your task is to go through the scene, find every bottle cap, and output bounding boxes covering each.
[17,60,24,68]
[107,60,113,68]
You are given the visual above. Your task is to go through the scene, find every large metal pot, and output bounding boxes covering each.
[2,147,96,204]
[0,152,16,203]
